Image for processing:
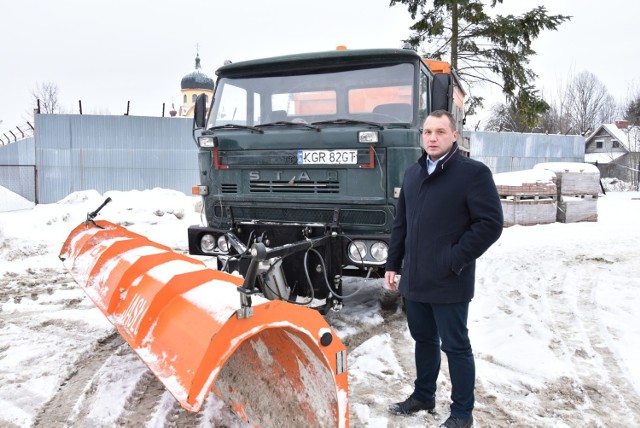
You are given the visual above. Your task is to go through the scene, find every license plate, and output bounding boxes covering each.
[297,149,358,165]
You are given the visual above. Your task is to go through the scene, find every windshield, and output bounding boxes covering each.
[207,63,415,129]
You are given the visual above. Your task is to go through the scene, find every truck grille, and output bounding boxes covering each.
[221,183,238,193]
[249,180,339,194]
[213,206,387,226]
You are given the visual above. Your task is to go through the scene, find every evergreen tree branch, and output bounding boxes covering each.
[391,0,571,122]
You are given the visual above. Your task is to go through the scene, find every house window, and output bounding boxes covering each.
[596,141,603,149]
[612,140,620,148]
[192,94,197,103]
[183,95,187,103]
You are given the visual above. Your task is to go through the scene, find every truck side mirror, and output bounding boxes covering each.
[194,93,208,129]
[431,73,453,112]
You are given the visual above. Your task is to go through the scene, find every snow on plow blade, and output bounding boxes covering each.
[59,220,348,427]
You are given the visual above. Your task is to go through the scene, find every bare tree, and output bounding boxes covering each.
[533,76,575,134]
[485,102,518,132]
[485,101,535,133]
[598,95,621,125]
[485,90,549,132]
[539,104,569,134]
[565,71,614,135]
[32,81,60,114]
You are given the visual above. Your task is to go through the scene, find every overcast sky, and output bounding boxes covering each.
[1,0,638,134]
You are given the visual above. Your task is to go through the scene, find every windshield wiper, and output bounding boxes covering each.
[311,118,384,130]
[208,124,264,133]
[257,121,320,131]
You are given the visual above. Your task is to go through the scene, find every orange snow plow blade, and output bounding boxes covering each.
[60,220,348,427]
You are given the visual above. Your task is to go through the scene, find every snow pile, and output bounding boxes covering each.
[0,185,34,212]
[493,168,556,187]
[533,162,600,174]
[602,177,637,192]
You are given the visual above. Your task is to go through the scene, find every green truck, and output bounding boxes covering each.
[187,48,464,312]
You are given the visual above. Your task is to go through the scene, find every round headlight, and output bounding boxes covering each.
[200,234,216,253]
[217,235,229,252]
[370,242,388,262]
[348,241,367,262]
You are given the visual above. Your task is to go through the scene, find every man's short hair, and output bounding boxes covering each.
[427,110,456,132]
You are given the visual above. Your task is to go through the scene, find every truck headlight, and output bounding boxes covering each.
[370,242,388,262]
[217,235,229,252]
[348,241,367,262]
[198,136,217,148]
[200,234,216,253]
[358,131,379,143]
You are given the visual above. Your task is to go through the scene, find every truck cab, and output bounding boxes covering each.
[188,48,463,312]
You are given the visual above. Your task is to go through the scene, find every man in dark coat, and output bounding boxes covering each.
[385,110,503,428]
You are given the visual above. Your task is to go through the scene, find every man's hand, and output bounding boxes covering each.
[385,270,398,291]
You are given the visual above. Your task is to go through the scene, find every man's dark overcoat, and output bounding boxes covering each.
[386,143,504,303]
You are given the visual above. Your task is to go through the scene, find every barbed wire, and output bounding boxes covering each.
[0,121,35,146]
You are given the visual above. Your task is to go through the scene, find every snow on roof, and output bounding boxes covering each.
[584,152,626,164]
[0,185,34,212]
[493,168,556,186]
[588,124,640,151]
[533,162,599,174]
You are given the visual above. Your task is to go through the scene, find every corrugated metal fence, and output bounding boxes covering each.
[467,131,585,173]
[0,114,198,203]
[0,164,37,203]
[0,137,36,202]
[0,116,587,204]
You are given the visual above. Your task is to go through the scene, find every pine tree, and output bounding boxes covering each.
[390,0,570,116]
[625,97,640,126]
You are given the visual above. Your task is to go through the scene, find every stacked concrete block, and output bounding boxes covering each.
[533,162,600,223]
[555,195,598,223]
[493,169,558,227]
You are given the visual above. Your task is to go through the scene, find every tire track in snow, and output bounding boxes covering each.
[32,332,123,427]
[545,255,640,425]
[573,261,640,423]
[115,370,171,427]
[121,376,245,427]
[33,334,208,427]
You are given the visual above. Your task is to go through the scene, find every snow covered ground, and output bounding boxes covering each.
[0,187,34,212]
[1,186,639,427]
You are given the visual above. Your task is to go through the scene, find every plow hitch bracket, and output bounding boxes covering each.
[85,197,112,227]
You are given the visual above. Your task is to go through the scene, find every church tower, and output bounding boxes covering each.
[179,53,214,117]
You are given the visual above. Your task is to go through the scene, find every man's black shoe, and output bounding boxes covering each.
[387,396,435,415]
[440,415,473,428]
